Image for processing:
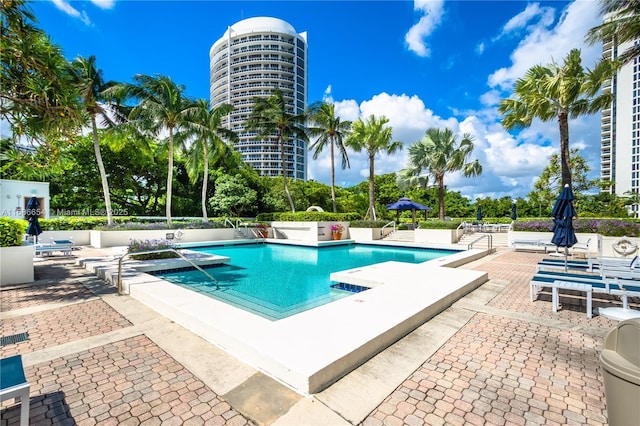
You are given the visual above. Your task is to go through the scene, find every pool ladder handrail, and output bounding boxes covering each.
[380,221,396,238]
[467,233,492,253]
[117,248,220,295]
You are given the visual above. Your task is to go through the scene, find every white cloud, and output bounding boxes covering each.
[501,3,555,35]
[404,0,445,57]
[51,0,115,25]
[488,0,601,91]
[90,0,115,9]
[51,0,91,25]
[312,1,605,201]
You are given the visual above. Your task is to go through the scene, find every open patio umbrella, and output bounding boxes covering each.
[551,185,578,271]
[511,202,517,221]
[25,196,42,243]
[386,197,432,228]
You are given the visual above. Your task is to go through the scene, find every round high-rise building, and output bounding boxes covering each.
[209,17,308,180]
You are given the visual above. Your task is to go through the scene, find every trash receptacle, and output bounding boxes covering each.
[600,318,640,425]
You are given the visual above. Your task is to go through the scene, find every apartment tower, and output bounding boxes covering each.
[600,35,640,216]
[209,17,308,180]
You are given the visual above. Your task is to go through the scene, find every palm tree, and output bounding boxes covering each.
[398,128,482,220]
[1,0,81,155]
[244,89,308,212]
[586,0,640,66]
[121,74,197,227]
[345,115,402,220]
[499,49,614,188]
[307,102,352,212]
[181,99,237,221]
[71,55,122,226]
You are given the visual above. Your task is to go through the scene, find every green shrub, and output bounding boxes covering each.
[349,220,389,228]
[127,239,179,260]
[418,220,463,230]
[0,218,27,247]
[513,218,640,237]
[261,212,360,221]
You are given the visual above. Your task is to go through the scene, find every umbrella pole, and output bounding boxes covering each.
[564,247,568,272]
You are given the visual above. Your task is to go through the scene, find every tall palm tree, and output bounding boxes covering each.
[71,55,122,226]
[345,115,402,220]
[121,74,197,227]
[499,49,614,188]
[307,102,352,212]
[181,99,237,221]
[586,0,640,66]
[398,128,482,220]
[244,89,308,212]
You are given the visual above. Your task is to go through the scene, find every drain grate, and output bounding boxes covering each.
[0,332,29,347]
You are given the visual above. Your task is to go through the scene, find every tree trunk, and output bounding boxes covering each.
[201,144,209,222]
[369,153,376,221]
[280,134,295,212]
[166,129,174,228]
[558,111,572,188]
[438,174,445,220]
[91,116,114,226]
[330,136,336,213]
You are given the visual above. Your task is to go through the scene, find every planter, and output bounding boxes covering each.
[89,228,235,248]
[1,245,34,286]
[270,221,349,242]
[415,229,458,244]
[347,228,379,241]
[332,232,342,240]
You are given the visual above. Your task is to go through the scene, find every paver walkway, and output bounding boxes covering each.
[1,247,635,425]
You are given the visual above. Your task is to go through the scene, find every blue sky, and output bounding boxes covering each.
[31,0,605,201]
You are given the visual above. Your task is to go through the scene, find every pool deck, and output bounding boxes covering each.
[1,246,633,425]
[78,243,489,394]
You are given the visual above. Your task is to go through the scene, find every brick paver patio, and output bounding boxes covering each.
[1,247,635,425]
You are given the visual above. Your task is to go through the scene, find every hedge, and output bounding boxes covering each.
[0,218,27,247]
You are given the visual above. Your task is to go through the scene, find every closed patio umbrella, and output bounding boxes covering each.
[476,205,483,221]
[551,185,578,271]
[511,202,517,221]
[25,196,42,243]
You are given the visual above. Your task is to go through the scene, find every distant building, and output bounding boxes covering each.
[209,17,308,180]
[600,35,640,216]
[0,179,50,219]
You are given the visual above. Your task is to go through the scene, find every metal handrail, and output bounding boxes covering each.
[381,221,396,237]
[224,218,236,229]
[117,248,219,295]
[468,234,492,253]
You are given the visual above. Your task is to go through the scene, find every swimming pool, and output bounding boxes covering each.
[154,243,454,320]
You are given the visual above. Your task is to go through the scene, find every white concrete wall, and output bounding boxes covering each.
[348,228,384,241]
[0,245,34,286]
[40,230,91,245]
[415,229,458,244]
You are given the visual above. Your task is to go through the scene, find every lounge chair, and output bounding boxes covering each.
[570,238,592,257]
[536,255,638,273]
[530,269,640,317]
[511,239,555,252]
[0,355,30,426]
[34,238,74,256]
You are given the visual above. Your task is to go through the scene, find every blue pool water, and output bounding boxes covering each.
[155,243,454,320]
